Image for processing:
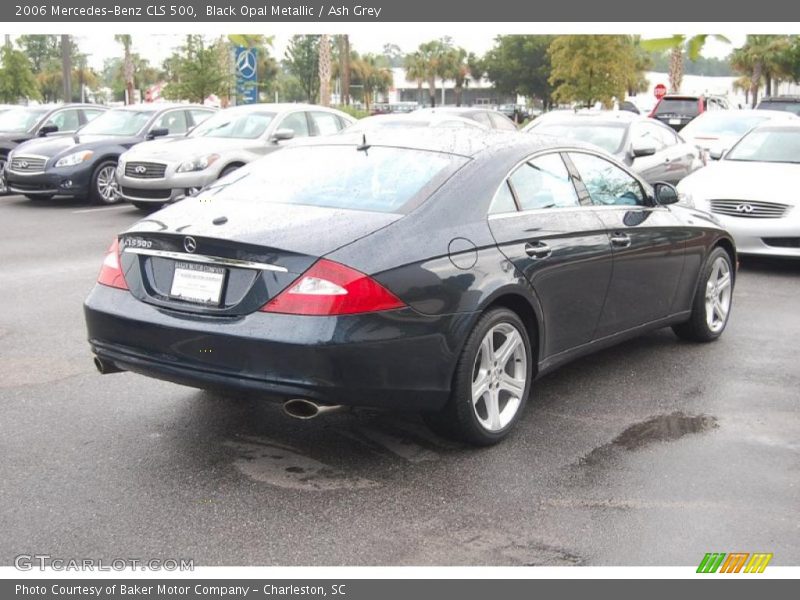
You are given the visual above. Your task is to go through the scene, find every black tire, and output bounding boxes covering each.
[131,201,163,212]
[423,307,533,446]
[25,194,54,201]
[672,247,734,342]
[89,160,121,205]
[219,164,242,179]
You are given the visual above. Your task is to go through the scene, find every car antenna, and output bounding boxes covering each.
[356,133,371,153]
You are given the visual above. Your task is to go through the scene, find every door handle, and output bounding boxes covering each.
[524,241,551,259]
[610,232,631,248]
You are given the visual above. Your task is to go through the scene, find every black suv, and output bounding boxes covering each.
[0,104,107,193]
[756,96,800,116]
[650,94,730,131]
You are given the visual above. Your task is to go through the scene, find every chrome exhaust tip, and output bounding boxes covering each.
[93,356,124,375]
[283,398,343,420]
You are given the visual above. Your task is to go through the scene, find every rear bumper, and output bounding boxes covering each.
[85,285,474,410]
[5,164,92,197]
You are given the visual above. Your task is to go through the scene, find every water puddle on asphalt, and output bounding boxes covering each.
[579,412,718,466]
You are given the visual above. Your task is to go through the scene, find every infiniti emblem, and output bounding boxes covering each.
[20,160,29,169]
[135,165,147,174]
[735,203,753,214]
[183,236,197,253]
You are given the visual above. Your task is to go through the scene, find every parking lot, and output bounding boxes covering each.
[0,192,798,566]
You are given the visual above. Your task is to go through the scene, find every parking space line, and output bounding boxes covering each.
[72,205,133,214]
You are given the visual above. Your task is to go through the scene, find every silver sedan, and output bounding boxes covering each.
[117,103,355,210]
[678,121,800,258]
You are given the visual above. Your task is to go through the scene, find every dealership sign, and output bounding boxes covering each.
[235,46,258,104]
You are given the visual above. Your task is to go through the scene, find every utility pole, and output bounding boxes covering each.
[61,35,72,102]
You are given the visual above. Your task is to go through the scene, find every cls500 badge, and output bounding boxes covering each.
[121,237,152,249]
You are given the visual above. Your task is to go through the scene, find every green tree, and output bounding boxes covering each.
[482,35,553,109]
[162,35,230,104]
[114,35,135,104]
[284,35,320,103]
[415,38,452,107]
[549,35,641,108]
[351,53,393,111]
[403,51,427,105]
[731,35,793,105]
[640,35,730,92]
[440,46,470,106]
[0,45,40,102]
[15,35,60,72]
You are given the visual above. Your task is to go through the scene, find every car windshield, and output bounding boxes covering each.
[681,114,771,138]
[757,101,800,115]
[535,122,627,154]
[79,109,154,136]
[190,110,276,139]
[201,145,466,214]
[654,99,700,116]
[0,107,48,133]
[726,128,800,163]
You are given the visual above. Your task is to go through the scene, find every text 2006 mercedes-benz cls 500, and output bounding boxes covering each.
[84,130,736,445]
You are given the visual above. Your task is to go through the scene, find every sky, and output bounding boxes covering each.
[11,33,744,72]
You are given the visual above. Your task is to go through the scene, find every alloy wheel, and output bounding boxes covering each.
[0,157,7,194]
[96,165,120,203]
[705,256,732,333]
[471,322,528,432]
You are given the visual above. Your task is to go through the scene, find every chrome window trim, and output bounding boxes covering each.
[123,247,289,273]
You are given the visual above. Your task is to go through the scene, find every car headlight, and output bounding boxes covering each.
[176,154,220,173]
[678,190,694,208]
[55,150,94,168]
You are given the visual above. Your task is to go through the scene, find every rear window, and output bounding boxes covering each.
[757,100,800,116]
[201,145,467,214]
[654,98,701,117]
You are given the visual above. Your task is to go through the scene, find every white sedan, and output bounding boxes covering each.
[678,121,800,258]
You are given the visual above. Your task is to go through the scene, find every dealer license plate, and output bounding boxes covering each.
[170,262,225,305]
[669,118,681,125]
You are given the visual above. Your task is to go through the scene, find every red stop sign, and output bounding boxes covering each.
[654,83,668,99]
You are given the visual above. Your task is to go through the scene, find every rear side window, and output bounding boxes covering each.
[654,98,701,117]
[509,153,580,211]
[489,112,518,131]
[569,152,645,206]
[489,182,517,214]
[310,111,344,136]
[471,112,493,127]
[189,109,215,127]
[201,146,467,214]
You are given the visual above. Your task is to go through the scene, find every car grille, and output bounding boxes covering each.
[121,186,171,200]
[125,161,167,179]
[709,199,789,219]
[9,156,46,173]
[763,237,800,249]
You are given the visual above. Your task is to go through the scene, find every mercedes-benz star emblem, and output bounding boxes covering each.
[735,203,754,214]
[236,49,257,79]
[135,165,147,174]
[183,236,197,253]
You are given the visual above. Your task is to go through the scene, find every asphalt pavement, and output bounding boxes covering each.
[0,193,798,566]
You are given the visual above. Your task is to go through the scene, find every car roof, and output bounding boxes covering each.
[692,108,796,118]
[751,120,800,131]
[414,107,493,113]
[758,96,800,102]
[291,128,594,159]
[112,103,209,112]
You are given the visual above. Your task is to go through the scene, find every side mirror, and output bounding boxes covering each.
[38,124,59,137]
[631,142,656,158]
[147,127,169,140]
[653,182,679,205]
[708,148,726,161]
[270,128,295,143]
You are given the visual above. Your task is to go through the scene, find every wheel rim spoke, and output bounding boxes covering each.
[705,257,732,333]
[484,389,502,431]
[494,329,521,366]
[499,373,525,398]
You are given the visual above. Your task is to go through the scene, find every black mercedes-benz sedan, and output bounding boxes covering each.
[5,103,215,203]
[84,130,736,445]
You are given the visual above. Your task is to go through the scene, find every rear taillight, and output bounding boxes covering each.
[260,258,405,316]
[97,238,128,290]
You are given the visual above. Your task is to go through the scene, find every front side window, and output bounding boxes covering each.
[278,112,310,138]
[509,153,580,211]
[569,152,645,207]
[153,110,188,135]
[79,109,155,136]
[43,109,81,132]
[190,110,275,139]
[632,123,672,151]
[82,108,105,123]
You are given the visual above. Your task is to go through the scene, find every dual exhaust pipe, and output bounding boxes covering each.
[93,356,340,420]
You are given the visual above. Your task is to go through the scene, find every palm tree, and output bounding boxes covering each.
[641,35,730,93]
[337,35,351,105]
[416,40,450,107]
[404,51,426,106]
[318,34,332,106]
[731,35,792,106]
[352,54,392,112]
[441,47,469,106]
[114,35,135,104]
[60,35,72,102]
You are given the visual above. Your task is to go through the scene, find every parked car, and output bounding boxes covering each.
[118,103,354,211]
[650,95,730,131]
[5,103,214,203]
[756,95,800,116]
[0,103,107,193]
[497,104,531,123]
[678,121,800,258]
[346,113,487,132]
[85,129,735,446]
[413,107,518,130]
[523,110,701,184]
[679,109,797,162]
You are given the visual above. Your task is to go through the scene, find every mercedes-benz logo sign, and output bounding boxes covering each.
[135,165,147,174]
[236,49,257,79]
[183,236,197,253]
[735,203,754,214]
